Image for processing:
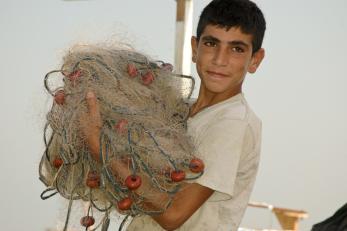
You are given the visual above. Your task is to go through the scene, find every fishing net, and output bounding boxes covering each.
[39,44,205,230]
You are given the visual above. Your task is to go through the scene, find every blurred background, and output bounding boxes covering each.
[1,0,346,230]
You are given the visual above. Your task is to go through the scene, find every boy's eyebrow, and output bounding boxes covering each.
[201,35,220,43]
[201,35,250,48]
[229,40,250,48]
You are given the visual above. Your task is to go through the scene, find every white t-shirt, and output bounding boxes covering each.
[126,93,262,231]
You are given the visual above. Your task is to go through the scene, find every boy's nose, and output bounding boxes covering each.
[212,47,229,66]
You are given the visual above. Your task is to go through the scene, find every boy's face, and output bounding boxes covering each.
[191,25,264,96]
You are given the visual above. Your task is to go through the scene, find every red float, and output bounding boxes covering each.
[53,157,63,168]
[125,175,142,190]
[170,170,186,182]
[54,90,65,105]
[189,158,205,173]
[141,71,154,85]
[160,63,173,72]
[127,63,138,77]
[80,216,95,228]
[117,197,133,210]
[86,171,100,188]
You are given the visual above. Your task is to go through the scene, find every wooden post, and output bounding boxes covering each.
[273,207,308,231]
[175,0,193,75]
[248,201,308,231]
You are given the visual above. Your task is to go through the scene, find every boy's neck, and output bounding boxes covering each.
[190,85,242,117]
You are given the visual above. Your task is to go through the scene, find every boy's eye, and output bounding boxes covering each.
[204,41,217,47]
[232,47,244,53]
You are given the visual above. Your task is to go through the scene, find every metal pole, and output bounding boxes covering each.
[175,0,193,76]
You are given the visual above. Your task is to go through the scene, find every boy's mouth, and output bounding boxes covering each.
[206,70,228,79]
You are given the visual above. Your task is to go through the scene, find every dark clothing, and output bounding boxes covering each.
[312,203,347,231]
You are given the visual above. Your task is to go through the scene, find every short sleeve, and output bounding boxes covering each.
[194,119,247,201]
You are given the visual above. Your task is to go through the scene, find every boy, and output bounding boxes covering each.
[85,0,266,230]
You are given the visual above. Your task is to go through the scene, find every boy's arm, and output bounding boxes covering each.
[82,92,214,230]
[152,183,213,230]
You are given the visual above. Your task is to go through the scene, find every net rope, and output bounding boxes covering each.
[39,44,204,230]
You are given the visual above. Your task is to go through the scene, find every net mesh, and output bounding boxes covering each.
[39,44,204,230]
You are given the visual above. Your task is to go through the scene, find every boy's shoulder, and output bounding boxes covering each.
[190,93,256,121]
[189,94,262,141]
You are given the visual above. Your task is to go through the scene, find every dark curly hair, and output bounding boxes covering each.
[197,0,266,53]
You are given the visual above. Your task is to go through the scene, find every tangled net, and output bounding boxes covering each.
[39,44,205,230]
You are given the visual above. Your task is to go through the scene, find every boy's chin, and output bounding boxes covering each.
[202,82,241,97]
[204,83,230,94]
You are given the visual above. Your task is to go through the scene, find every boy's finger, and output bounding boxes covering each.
[86,91,100,119]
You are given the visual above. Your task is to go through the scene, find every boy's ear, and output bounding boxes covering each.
[248,48,265,73]
[191,36,198,63]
